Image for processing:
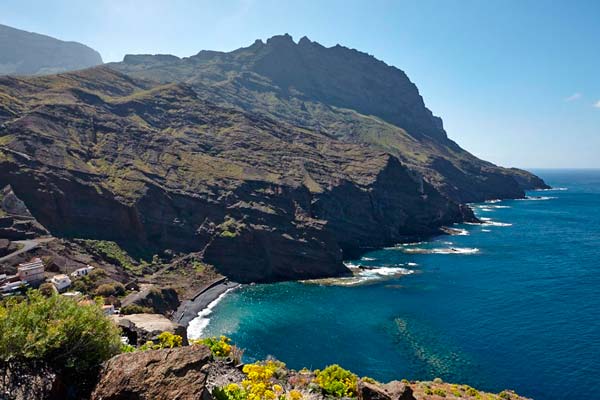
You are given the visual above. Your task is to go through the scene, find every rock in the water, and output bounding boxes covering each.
[111,313,188,346]
[359,380,415,400]
[91,346,211,400]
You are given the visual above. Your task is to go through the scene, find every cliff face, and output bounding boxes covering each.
[0,24,102,76]
[110,34,548,203]
[0,68,466,282]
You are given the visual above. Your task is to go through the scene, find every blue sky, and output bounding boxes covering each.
[2,0,599,168]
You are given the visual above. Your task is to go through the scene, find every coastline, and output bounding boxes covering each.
[174,278,240,328]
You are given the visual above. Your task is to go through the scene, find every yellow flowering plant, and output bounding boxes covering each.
[192,335,232,357]
[314,364,358,398]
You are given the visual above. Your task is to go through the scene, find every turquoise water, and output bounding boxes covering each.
[195,170,600,400]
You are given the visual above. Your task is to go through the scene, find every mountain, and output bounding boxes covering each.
[0,24,102,76]
[0,67,469,282]
[110,34,548,203]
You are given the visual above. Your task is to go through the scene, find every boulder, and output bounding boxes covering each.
[359,380,415,400]
[111,313,188,346]
[91,346,211,400]
[0,361,63,400]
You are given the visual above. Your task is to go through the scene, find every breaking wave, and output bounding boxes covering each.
[187,288,237,339]
[518,196,557,201]
[305,264,415,286]
[401,247,480,255]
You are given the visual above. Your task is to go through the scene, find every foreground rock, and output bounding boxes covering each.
[111,313,188,346]
[0,361,60,400]
[91,346,211,400]
[359,380,415,400]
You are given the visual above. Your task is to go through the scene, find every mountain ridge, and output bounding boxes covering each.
[0,23,103,76]
[110,34,548,203]
[0,66,469,282]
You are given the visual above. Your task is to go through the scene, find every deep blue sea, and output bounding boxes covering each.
[191,170,600,400]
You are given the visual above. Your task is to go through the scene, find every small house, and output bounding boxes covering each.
[71,265,94,277]
[17,258,45,283]
[62,291,83,300]
[50,274,72,292]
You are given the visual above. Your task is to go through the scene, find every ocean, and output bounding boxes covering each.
[188,169,600,400]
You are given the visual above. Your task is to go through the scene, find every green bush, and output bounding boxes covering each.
[95,282,126,297]
[120,304,153,314]
[0,290,121,378]
[433,388,446,397]
[314,364,358,397]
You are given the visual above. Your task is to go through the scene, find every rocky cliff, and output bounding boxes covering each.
[0,67,467,282]
[0,24,102,76]
[110,34,548,203]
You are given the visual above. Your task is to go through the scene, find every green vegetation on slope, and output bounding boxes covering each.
[0,290,121,380]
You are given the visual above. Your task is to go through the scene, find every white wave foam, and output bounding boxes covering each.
[478,207,494,212]
[187,288,236,340]
[305,265,414,286]
[407,262,418,266]
[484,220,513,227]
[444,227,469,236]
[485,199,502,204]
[478,217,512,227]
[490,205,511,209]
[518,196,557,201]
[402,247,480,255]
[533,187,568,192]
[361,257,376,261]
[481,229,491,232]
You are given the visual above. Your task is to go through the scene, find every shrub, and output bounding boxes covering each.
[433,388,446,397]
[38,282,56,297]
[120,304,153,314]
[498,391,512,399]
[134,332,183,351]
[213,360,291,400]
[156,331,183,348]
[194,335,232,358]
[0,290,121,381]
[314,364,358,398]
[95,282,126,297]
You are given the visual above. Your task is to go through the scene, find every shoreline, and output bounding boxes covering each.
[174,279,240,328]
[175,195,526,329]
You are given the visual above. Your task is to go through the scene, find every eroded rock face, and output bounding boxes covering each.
[0,185,49,240]
[91,346,211,400]
[0,68,465,282]
[110,34,549,203]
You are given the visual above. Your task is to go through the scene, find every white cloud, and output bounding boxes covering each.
[594,100,600,108]
[565,93,582,102]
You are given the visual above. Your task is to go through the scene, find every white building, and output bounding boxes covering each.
[17,258,45,283]
[0,280,27,293]
[50,274,72,292]
[62,291,83,300]
[71,265,94,277]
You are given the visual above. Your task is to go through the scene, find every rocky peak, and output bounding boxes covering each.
[265,33,296,47]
